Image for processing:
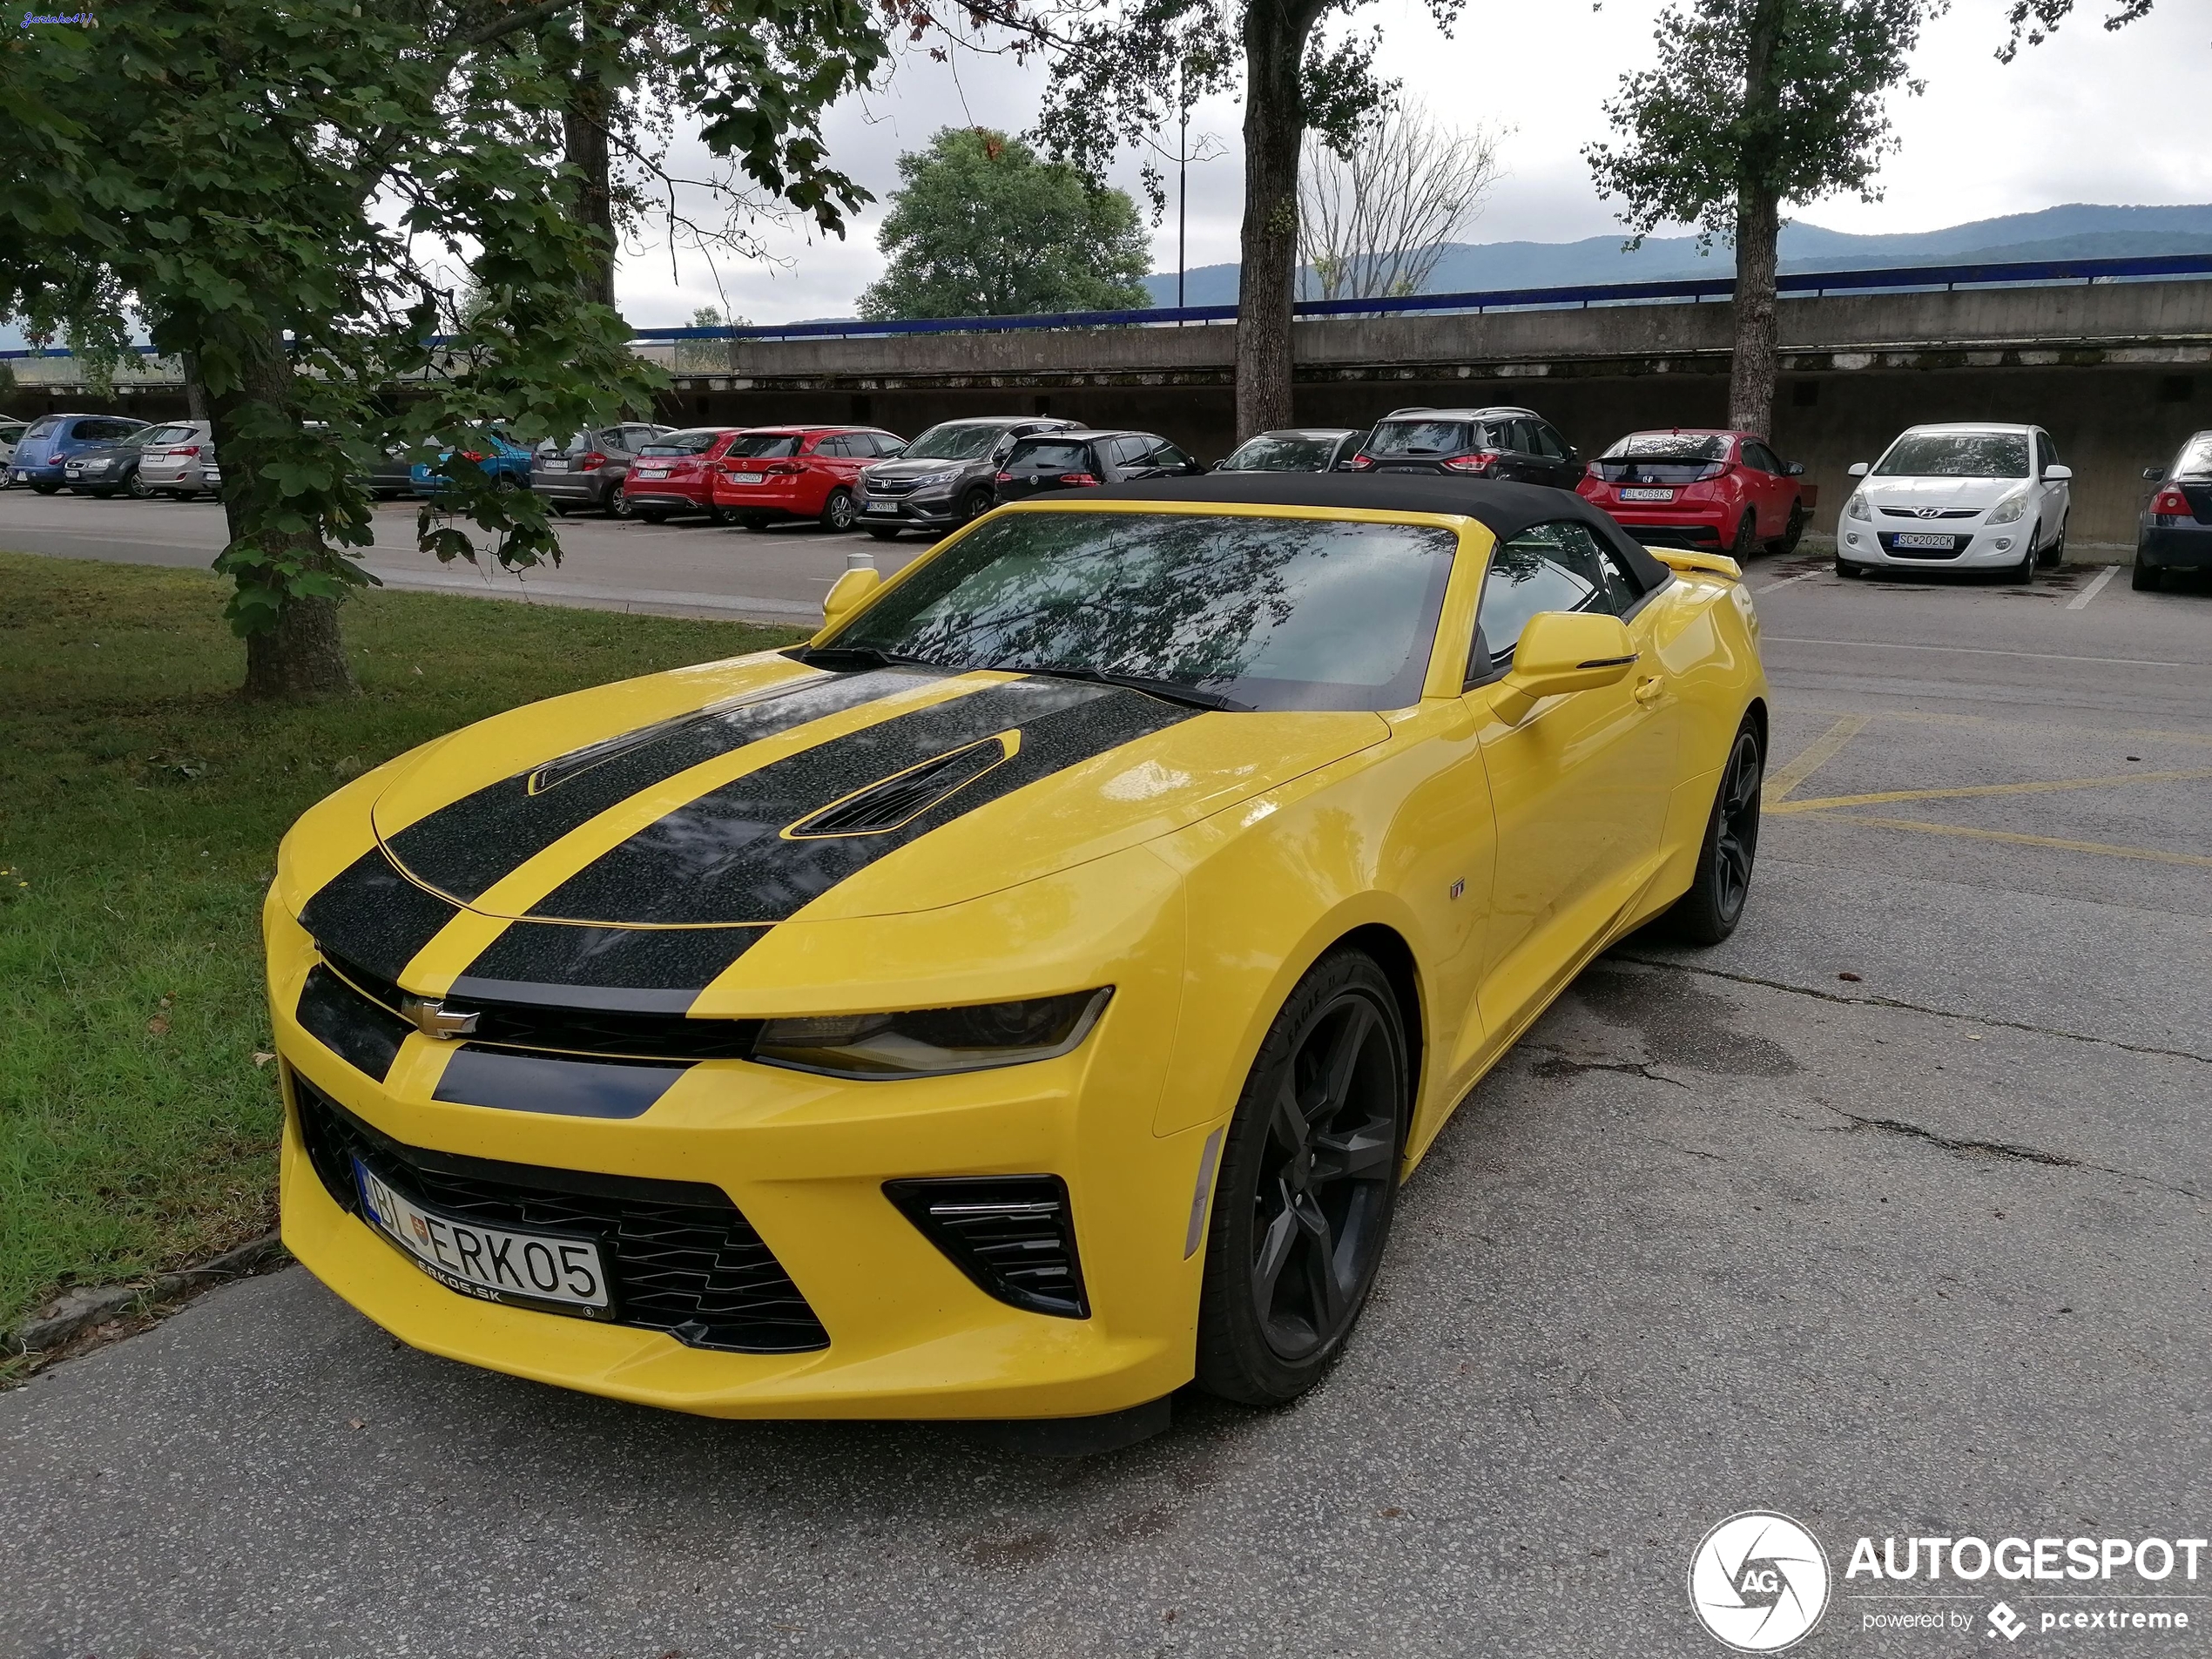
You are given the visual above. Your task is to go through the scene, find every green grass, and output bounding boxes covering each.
[0,551,806,1339]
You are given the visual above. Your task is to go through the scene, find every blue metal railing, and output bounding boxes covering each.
[7,250,2209,361]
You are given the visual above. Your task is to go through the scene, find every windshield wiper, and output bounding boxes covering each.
[978,661,1243,711]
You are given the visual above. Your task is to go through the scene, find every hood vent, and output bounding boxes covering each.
[785,733,1016,839]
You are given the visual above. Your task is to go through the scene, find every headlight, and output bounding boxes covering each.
[750,988,1112,1079]
[1984,490,2028,524]
[907,469,960,491]
[1844,491,1871,521]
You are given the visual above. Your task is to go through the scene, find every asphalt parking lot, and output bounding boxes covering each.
[3,505,2209,1657]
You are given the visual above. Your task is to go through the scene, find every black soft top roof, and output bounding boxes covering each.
[1083,472,1673,592]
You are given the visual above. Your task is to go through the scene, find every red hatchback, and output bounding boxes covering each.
[1577,429,1812,558]
[706,425,907,533]
[621,428,752,523]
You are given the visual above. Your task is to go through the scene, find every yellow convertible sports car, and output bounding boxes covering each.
[269,474,1766,1430]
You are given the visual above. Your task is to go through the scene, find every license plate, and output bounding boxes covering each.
[636,468,667,479]
[1619,487,1674,502]
[542,459,569,471]
[1892,533,1954,550]
[862,501,897,515]
[730,472,763,485]
[352,1157,612,1313]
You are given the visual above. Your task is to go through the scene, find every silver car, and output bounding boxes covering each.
[0,417,26,483]
[136,420,220,498]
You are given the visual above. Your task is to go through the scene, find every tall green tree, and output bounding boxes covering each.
[1585,0,1938,442]
[0,0,882,698]
[856,128,1152,320]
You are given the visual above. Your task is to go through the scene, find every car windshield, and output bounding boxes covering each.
[2170,434,2212,479]
[1006,440,1092,471]
[1366,419,1476,459]
[1875,432,2030,478]
[725,433,802,459]
[901,422,1007,462]
[1220,434,1341,472]
[829,510,1458,711]
[638,429,723,457]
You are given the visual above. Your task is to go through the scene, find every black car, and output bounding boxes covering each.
[64,421,191,498]
[859,416,1082,540]
[532,422,671,517]
[2135,430,2212,590]
[1347,405,1581,488]
[994,429,1207,503]
[1216,428,1371,472]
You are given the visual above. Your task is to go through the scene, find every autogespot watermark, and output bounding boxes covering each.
[1691,1513,2210,1649]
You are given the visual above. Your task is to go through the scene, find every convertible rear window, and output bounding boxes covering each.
[1876,432,2029,478]
[832,510,1460,711]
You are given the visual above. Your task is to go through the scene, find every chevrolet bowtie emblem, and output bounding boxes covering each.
[401,996,479,1040]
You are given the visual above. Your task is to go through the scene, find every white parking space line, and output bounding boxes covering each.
[1754,570,1823,595]
[2067,565,2120,610]
[1765,637,2209,671]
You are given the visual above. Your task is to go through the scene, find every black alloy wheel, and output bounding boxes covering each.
[1665,718,1764,945]
[959,485,994,524]
[819,488,856,532]
[1730,510,1759,562]
[1197,948,1408,1406]
[1770,502,1807,556]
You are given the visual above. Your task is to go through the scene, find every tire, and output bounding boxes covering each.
[2008,523,2038,584]
[495,473,523,492]
[606,486,634,519]
[2133,559,2162,592]
[125,469,154,501]
[709,506,740,527]
[31,483,60,496]
[1833,556,1862,578]
[637,509,670,525]
[1194,948,1409,1407]
[2039,516,2066,570]
[958,485,995,526]
[740,512,775,532]
[1662,718,1764,946]
[1769,502,1808,556]
[1730,510,1759,563]
[865,525,902,542]
[819,488,856,532]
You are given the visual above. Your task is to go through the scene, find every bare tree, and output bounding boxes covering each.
[1298,103,1504,300]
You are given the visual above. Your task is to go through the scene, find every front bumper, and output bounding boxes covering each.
[1837,520,2026,567]
[267,878,1213,1420]
[860,491,961,528]
[2138,522,2212,571]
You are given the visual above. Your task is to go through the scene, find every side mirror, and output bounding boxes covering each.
[2144,466,2166,481]
[879,442,906,458]
[1846,462,1870,478]
[1487,611,1637,726]
[1785,461,1805,476]
[815,567,881,639]
[2043,464,2073,482]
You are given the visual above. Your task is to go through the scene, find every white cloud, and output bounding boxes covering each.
[615,1,2212,324]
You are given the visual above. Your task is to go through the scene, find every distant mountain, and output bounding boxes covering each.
[1143,202,2212,307]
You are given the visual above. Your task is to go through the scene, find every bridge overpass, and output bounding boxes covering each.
[10,258,2209,547]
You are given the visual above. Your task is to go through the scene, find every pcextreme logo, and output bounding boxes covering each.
[1689,1511,1831,1652]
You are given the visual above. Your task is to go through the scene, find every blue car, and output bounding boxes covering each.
[409,432,535,497]
[10,412,148,494]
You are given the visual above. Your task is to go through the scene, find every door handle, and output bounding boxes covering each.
[1634,675,1665,705]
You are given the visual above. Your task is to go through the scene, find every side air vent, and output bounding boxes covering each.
[884,1175,1089,1318]
[785,734,1015,839]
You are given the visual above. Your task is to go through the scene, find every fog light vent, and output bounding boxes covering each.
[884,1175,1089,1318]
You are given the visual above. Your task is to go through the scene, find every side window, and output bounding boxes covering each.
[1106,436,1148,469]
[1474,521,1641,673]
[1150,440,1196,472]
[1741,442,1775,474]
[1530,422,1567,461]
[2037,429,2060,471]
[816,435,853,458]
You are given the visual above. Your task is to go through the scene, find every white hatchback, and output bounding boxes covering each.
[1836,423,2071,581]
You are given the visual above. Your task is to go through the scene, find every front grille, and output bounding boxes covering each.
[293,1075,828,1352]
[870,477,919,496]
[884,1176,1088,1318]
[320,950,761,1062]
[1880,507,1979,520]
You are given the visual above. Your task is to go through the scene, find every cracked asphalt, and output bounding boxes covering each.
[3,553,2209,1658]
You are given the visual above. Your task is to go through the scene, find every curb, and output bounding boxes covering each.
[5,1233,289,1358]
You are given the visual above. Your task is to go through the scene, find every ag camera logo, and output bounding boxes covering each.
[1689,1511,1831,1651]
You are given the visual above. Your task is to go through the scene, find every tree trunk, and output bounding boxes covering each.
[562,0,620,314]
[1728,0,1786,439]
[1234,0,1318,440]
[202,316,360,700]
[1728,184,1782,438]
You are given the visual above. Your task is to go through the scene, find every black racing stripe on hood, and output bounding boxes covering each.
[449,923,767,1014]
[524,678,1197,928]
[299,847,463,987]
[381,667,931,904]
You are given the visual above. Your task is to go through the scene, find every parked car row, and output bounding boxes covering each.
[6,402,2203,587]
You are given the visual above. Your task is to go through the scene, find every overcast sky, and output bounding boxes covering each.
[617,0,2212,327]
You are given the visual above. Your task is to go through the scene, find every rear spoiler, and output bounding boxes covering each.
[1648,548,1742,581]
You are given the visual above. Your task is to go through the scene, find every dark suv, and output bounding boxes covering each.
[994,429,1207,503]
[859,416,1080,539]
[531,423,671,517]
[1349,406,1581,488]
